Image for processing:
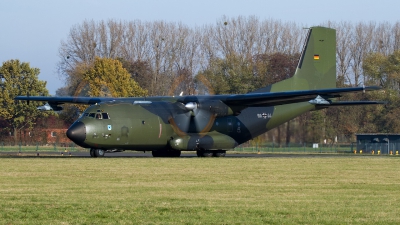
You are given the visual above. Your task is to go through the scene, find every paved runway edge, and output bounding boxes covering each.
[0,151,387,158]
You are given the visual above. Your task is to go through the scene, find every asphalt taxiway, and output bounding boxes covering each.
[0,151,376,158]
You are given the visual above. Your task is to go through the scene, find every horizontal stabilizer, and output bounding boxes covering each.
[224,86,382,107]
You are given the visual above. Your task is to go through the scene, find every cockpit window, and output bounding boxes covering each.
[102,113,110,119]
[82,112,110,119]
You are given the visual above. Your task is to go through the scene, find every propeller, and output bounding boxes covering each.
[170,101,222,134]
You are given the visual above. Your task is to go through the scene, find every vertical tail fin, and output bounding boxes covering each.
[257,26,336,93]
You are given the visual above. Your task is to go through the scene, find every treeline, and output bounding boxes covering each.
[57,17,305,97]
[57,18,400,94]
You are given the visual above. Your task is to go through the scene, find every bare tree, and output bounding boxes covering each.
[97,20,125,58]
[121,20,152,61]
[350,22,376,85]
[334,21,353,86]
[393,22,400,51]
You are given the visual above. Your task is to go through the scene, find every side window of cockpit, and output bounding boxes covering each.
[102,113,109,119]
[89,113,95,118]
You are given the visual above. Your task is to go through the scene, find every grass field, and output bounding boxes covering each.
[1,156,400,224]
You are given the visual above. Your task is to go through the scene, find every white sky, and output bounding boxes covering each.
[1,0,399,95]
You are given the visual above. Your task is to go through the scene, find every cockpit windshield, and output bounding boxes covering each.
[81,112,110,119]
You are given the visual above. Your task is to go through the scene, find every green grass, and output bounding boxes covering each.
[1,156,400,224]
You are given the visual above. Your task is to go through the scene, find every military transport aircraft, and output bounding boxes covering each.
[15,26,383,157]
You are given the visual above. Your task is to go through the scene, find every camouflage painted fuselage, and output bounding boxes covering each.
[72,96,316,152]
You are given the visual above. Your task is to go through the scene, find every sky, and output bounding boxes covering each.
[1,0,399,95]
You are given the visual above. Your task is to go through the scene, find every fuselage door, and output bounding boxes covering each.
[133,118,156,145]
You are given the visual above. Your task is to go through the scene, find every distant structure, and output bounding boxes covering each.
[356,134,400,154]
[1,128,69,145]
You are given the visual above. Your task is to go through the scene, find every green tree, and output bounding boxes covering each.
[0,60,49,142]
[57,57,148,122]
[363,51,400,90]
[83,57,147,97]
[195,54,256,95]
[363,51,400,133]
[307,111,324,143]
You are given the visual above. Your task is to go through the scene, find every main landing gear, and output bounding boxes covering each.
[196,150,226,157]
[88,149,226,157]
[151,150,181,157]
[151,150,226,157]
[90,148,105,157]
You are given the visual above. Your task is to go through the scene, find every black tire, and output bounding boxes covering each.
[202,150,213,157]
[90,148,95,157]
[196,150,203,157]
[213,150,226,157]
[169,151,181,157]
[94,149,105,157]
[152,151,163,157]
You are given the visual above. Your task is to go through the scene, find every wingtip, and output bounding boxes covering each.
[364,86,383,91]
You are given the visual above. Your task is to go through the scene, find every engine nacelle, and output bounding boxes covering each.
[185,100,235,117]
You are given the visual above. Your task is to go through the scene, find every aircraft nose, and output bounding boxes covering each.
[66,121,86,145]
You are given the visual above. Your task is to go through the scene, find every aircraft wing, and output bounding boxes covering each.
[13,96,131,111]
[14,96,127,104]
[15,86,384,111]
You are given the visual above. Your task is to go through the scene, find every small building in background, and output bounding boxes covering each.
[356,133,400,154]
